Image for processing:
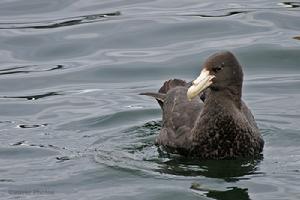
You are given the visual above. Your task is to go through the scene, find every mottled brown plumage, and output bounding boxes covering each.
[141,51,264,159]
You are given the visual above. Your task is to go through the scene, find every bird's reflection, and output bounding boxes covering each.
[156,155,262,181]
[155,154,262,200]
[205,187,250,200]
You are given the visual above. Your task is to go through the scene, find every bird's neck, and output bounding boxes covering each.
[206,86,242,109]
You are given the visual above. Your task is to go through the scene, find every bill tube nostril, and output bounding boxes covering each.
[187,69,215,101]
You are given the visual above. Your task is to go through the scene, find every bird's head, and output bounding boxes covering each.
[187,51,243,100]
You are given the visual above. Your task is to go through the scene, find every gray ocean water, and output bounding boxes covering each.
[0,0,300,199]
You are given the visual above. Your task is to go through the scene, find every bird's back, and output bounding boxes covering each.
[155,80,204,154]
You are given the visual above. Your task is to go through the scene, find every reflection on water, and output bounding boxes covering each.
[156,157,262,181]
[191,182,251,200]
[157,148,262,199]
[198,186,250,200]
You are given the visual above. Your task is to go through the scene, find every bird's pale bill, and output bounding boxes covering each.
[187,68,215,100]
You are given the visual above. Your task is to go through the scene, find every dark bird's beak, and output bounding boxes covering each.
[187,68,215,101]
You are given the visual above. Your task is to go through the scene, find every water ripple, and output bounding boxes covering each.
[0,11,121,29]
[181,11,249,18]
[278,2,300,8]
[17,124,47,129]
[1,91,62,100]
[0,64,64,76]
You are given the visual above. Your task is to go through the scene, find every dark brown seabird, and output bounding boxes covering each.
[141,51,264,159]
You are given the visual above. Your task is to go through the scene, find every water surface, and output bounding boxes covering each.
[0,0,299,199]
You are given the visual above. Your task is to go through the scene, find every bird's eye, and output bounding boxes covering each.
[212,65,223,73]
[212,62,225,73]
